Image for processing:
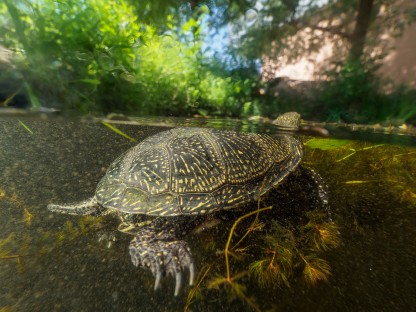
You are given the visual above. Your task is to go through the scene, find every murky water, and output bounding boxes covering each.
[1,114,415,311]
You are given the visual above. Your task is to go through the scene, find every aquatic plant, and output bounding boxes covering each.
[304,140,416,235]
[101,122,137,142]
[0,184,106,272]
[299,253,332,285]
[300,212,341,251]
[38,216,107,255]
[185,264,213,311]
[0,188,82,271]
[248,212,340,289]
[208,272,262,312]
[182,164,343,311]
[185,206,340,310]
[249,222,295,288]
[0,233,23,270]
[196,206,271,312]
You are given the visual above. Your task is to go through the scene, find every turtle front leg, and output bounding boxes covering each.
[129,220,195,296]
[299,165,332,221]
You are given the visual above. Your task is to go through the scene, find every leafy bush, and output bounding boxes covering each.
[2,0,414,122]
[319,61,416,123]
[1,0,256,116]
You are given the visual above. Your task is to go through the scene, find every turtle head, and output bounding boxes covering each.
[273,112,301,129]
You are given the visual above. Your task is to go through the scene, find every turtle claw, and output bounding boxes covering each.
[175,272,182,296]
[154,271,162,290]
[189,262,195,286]
[129,237,194,296]
[97,231,117,248]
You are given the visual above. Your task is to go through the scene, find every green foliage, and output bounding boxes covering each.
[0,0,256,116]
[319,61,416,123]
[1,0,414,122]
[2,0,142,111]
[319,61,381,122]
[113,22,253,116]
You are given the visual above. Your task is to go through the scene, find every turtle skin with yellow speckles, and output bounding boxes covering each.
[48,112,325,296]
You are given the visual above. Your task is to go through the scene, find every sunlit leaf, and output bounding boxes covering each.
[305,138,352,150]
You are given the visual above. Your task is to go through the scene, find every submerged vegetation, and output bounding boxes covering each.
[0,187,107,273]
[185,209,341,311]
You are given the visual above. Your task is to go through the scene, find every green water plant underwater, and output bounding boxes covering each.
[250,212,340,287]
[184,180,341,312]
[0,188,107,272]
[0,189,32,270]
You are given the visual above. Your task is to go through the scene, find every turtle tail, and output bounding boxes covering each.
[48,196,103,216]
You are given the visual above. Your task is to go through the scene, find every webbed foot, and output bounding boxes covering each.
[129,236,195,296]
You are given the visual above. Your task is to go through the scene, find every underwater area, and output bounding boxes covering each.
[1,0,416,310]
[0,114,415,311]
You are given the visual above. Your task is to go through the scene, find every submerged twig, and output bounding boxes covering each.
[336,144,385,162]
[225,206,272,282]
[231,176,268,250]
[185,264,212,312]
[18,120,33,134]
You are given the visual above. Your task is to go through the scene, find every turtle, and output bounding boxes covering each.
[47,112,330,296]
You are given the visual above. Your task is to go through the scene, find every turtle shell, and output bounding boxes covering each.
[96,127,302,216]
